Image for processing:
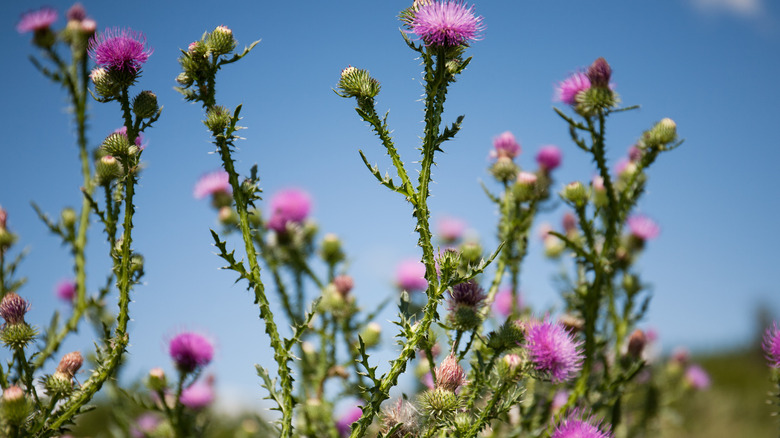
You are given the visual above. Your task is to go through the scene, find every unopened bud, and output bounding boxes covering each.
[208,25,237,55]
[132,90,159,119]
[336,66,381,99]
[0,293,29,326]
[204,105,231,134]
[436,354,465,392]
[56,351,83,379]
[2,386,30,425]
[543,235,565,258]
[320,233,345,265]
[360,322,382,348]
[147,367,167,391]
[561,181,588,206]
[61,207,77,230]
[90,67,120,98]
[513,172,538,201]
[96,155,123,183]
[627,329,647,359]
[218,206,238,225]
[646,118,677,148]
[586,57,612,88]
[490,156,518,183]
[101,132,132,156]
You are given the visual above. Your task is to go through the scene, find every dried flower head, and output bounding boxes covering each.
[524,319,584,383]
[410,1,484,48]
[0,293,29,325]
[17,7,58,33]
[169,332,214,373]
[382,398,419,438]
[194,170,231,199]
[436,354,466,392]
[763,321,780,368]
[552,410,613,438]
[395,259,428,292]
[556,72,590,106]
[626,215,660,241]
[89,27,152,74]
[267,188,312,233]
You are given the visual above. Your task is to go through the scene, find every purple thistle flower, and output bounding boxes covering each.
[763,321,780,368]
[0,292,30,325]
[536,145,562,171]
[55,279,77,302]
[336,403,364,437]
[448,280,486,308]
[193,170,231,199]
[626,214,660,241]
[524,319,584,383]
[267,188,312,233]
[169,332,214,373]
[556,72,590,106]
[395,259,428,292]
[114,126,146,149]
[180,377,215,409]
[66,3,87,22]
[411,1,484,48]
[130,413,161,438]
[684,364,711,390]
[492,287,523,317]
[492,131,521,160]
[437,216,466,243]
[17,7,58,34]
[552,410,613,438]
[89,27,152,74]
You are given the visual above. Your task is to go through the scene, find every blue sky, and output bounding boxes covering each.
[2,0,779,409]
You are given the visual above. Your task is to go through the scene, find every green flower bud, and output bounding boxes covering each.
[61,207,77,231]
[449,305,482,332]
[101,132,132,156]
[207,25,237,56]
[96,155,123,184]
[576,86,619,116]
[176,71,194,87]
[0,228,17,249]
[489,156,518,183]
[146,367,167,392]
[543,234,565,258]
[44,373,74,397]
[419,387,460,420]
[487,321,525,352]
[336,66,381,99]
[497,353,524,381]
[90,67,121,99]
[2,385,31,426]
[459,240,482,265]
[359,322,382,348]
[645,118,677,149]
[204,105,231,134]
[561,181,588,206]
[320,233,345,265]
[132,90,159,119]
[513,171,538,202]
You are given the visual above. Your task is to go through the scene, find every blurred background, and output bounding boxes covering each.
[1,0,779,435]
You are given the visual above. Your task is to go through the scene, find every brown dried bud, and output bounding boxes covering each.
[627,329,647,359]
[56,351,83,378]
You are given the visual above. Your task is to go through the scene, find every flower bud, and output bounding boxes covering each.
[359,322,382,348]
[490,156,518,183]
[561,181,588,206]
[333,275,354,296]
[498,353,524,380]
[543,234,565,258]
[132,90,159,119]
[447,281,486,331]
[436,354,466,392]
[61,207,77,231]
[2,385,30,426]
[176,71,194,87]
[218,206,238,225]
[645,118,677,148]
[586,57,612,89]
[513,172,538,201]
[56,351,83,379]
[487,320,525,351]
[147,367,167,392]
[336,66,381,100]
[204,105,231,134]
[562,212,578,235]
[101,132,132,156]
[419,387,460,419]
[627,329,647,359]
[207,25,237,55]
[0,207,7,230]
[591,176,607,207]
[90,67,120,99]
[96,155,123,184]
[320,233,345,265]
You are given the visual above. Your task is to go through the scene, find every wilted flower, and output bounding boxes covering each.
[55,279,77,302]
[410,0,484,48]
[381,398,419,438]
[763,321,780,368]
[396,259,428,292]
[684,364,711,390]
[194,170,231,199]
[556,72,590,105]
[180,376,215,409]
[169,332,214,373]
[16,7,58,33]
[336,403,363,437]
[536,145,562,171]
[492,131,521,160]
[552,410,613,438]
[524,319,584,383]
[267,188,312,233]
[626,215,660,241]
[89,27,152,74]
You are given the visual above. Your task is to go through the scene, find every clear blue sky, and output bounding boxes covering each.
[2,0,779,409]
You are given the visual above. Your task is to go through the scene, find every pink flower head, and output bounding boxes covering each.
[193,170,231,199]
[410,1,484,48]
[422,372,435,389]
[536,145,562,171]
[55,279,77,302]
[131,413,161,438]
[763,322,780,368]
[627,215,660,241]
[395,259,428,292]
[524,319,584,383]
[180,377,215,409]
[551,390,569,411]
[492,131,521,160]
[437,216,466,243]
[17,7,58,34]
[552,410,613,438]
[628,145,642,162]
[556,72,590,106]
[336,403,364,437]
[89,27,152,74]
[492,287,523,318]
[684,364,711,390]
[66,3,87,22]
[267,188,312,233]
[169,332,214,373]
[562,212,577,234]
[113,126,146,150]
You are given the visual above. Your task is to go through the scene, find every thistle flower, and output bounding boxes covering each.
[626,215,660,241]
[552,410,613,438]
[66,3,87,22]
[763,321,780,368]
[586,57,612,89]
[395,259,428,292]
[381,398,419,438]
[333,275,354,296]
[524,319,584,383]
[556,72,590,105]
[410,1,484,48]
[336,403,364,437]
[169,332,214,373]
[130,413,161,438]
[193,170,231,199]
[448,280,486,308]
[562,212,577,235]
[55,279,77,302]
[492,131,521,160]
[437,216,466,243]
[180,377,215,409]
[536,145,562,171]
[684,364,711,390]
[113,126,146,150]
[0,293,29,326]
[16,7,58,33]
[267,188,312,233]
[55,351,83,379]
[492,287,523,317]
[89,27,152,75]
[436,354,466,391]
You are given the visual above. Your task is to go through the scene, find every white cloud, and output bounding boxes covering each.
[690,0,764,17]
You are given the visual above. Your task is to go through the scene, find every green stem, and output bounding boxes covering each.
[468,381,511,436]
